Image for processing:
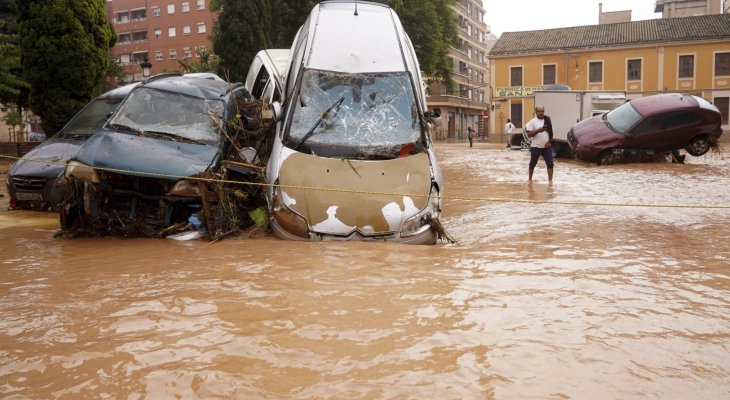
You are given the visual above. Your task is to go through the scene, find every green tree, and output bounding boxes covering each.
[0,27,26,99]
[178,46,220,74]
[16,0,116,134]
[2,108,22,139]
[0,0,28,114]
[211,0,274,82]
[104,58,127,89]
[384,0,458,90]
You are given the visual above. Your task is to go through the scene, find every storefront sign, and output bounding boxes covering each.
[495,86,546,98]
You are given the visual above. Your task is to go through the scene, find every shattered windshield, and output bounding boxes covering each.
[605,101,642,134]
[287,70,422,158]
[59,97,123,137]
[108,87,224,145]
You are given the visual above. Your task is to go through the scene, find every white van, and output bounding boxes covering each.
[260,1,443,244]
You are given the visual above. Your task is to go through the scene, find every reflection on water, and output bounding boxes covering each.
[1,146,729,399]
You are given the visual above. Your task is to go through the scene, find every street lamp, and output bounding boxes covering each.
[140,59,152,78]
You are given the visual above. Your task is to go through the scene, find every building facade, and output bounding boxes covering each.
[487,14,730,142]
[654,0,722,17]
[426,0,490,141]
[107,0,216,82]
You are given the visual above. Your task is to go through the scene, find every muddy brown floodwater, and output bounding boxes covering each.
[1,144,729,399]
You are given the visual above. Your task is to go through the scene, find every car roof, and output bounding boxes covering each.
[140,74,242,100]
[630,93,699,115]
[262,49,290,79]
[98,82,140,99]
[306,1,407,73]
[183,72,226,81]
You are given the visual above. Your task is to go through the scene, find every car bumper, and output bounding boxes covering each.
[7,175,63,210]
[271,217,437,245]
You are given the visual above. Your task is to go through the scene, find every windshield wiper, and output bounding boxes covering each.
[294,96,345,151]
[140,130,207,145]
[108,123,141,134]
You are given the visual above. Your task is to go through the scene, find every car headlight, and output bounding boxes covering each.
[65,161,100,184]
[271,186,309,238]
[401,187,440,237]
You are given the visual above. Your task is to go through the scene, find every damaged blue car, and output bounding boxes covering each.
[60,74,257,232]
[7,83,138,210]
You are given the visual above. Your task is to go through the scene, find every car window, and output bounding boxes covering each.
[251,66,270,99]
[664,111,701,128]
[262,78,278,103]
[632,115,667,136]
[109,87,224,145]
[605,102,642,134]
[633,111,700,136]
[60,97,123,137]
[288,69,421,158]
[693,95,720,113]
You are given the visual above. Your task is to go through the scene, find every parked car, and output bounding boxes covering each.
[6,83,138,210]
[245,49,289,104]
[567,93,723,164]
[60,74,255,230]
[261,1,444,244]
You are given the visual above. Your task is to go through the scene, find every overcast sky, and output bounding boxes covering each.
[483,0,661,37]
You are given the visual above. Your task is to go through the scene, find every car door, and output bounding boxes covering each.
[624,111,698,151]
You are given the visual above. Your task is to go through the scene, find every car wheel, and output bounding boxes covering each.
[60,201,81,229]
[685,135,710,157]
[59,179,85,229]
[597,150,616,165]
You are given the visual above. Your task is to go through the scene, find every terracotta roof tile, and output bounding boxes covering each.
[489,14,730,56]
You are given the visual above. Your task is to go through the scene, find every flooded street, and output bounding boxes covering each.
[1,144,729,399]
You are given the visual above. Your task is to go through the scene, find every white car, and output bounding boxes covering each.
[248,1,444,244]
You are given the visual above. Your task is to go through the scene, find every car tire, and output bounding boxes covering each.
[60,202,81,229]
[597,150,616,165]
[685,135,711,157]
[59,179,85,230]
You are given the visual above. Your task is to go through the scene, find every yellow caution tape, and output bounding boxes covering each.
[2,154,729,209]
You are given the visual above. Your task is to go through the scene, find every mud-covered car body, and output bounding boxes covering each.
[265,1,443,244]
[6,83,138,210]
[61,75,252,230]
[567,93,722,164]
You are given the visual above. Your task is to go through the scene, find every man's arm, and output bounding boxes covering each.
[526,125,547,138]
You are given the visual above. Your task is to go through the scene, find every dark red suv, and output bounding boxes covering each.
[567,93,722,164]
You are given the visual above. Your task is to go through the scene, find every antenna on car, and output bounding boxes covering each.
[354,0,358,16]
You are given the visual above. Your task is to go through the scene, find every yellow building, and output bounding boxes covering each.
[488,14,730,142]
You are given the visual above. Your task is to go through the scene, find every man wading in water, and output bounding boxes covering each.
[525,106,554,181]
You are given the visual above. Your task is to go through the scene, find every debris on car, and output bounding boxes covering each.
[57,74,276,240]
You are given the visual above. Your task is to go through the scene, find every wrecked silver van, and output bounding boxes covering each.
[265,1,443,244]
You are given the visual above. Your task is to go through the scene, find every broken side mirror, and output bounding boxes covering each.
[426,108,442,127]
[272,101,283,122]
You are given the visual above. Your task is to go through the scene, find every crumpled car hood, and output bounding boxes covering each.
[9,138,86,179]
[72,131,219,178]
[278,151,433,236]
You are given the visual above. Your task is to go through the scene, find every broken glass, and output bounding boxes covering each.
[108,87,224,145]
[287,70,422,159]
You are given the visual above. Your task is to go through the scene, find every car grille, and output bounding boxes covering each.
[12,176,47,190]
